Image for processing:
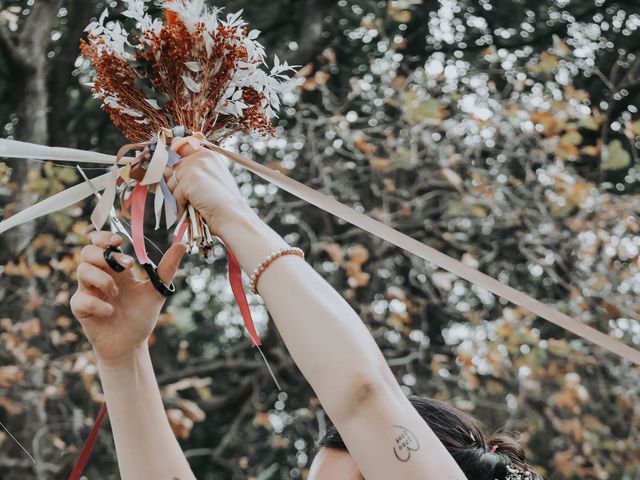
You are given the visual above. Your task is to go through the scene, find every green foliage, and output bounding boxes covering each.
[603,139,632,170]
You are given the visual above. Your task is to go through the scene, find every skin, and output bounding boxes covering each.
[308,448,362,480]
[71,231,194,480]
[71,141,468,480]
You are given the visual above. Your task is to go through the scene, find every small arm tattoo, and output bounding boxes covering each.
[393,425,420,462]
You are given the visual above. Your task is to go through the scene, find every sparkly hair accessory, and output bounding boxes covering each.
[503,465,533,480]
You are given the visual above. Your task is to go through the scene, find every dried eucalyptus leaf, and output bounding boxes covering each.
[145,98,162,110]
[184,61,202,72]
[182,75,202,93]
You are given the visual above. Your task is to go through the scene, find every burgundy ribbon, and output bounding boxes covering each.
[68,403,107,480]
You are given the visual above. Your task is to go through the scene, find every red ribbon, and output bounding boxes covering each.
[226,245,261,347]
[68,403,108,480]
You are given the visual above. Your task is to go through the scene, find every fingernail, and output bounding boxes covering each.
[119,255,134,267]
[110,234,121,244]
[112,286,119,296]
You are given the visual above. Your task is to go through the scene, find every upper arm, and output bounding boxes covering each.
[332,380,468,480]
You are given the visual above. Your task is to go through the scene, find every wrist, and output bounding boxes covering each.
[215,208,283,248]
[96,342,149,372]
[209,203,259,237]
[213,210,291,275]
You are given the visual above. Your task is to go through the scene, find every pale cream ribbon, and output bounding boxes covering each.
[0,139,134,234]
[91,141,148,231]
[0,138,639,366]
[204,142,640,367]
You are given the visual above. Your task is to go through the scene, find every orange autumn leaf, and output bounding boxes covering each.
[167,408,194,440]
[581,143,601,157]
[324,242,344,265]
[556,130,583,160]
[528,51,560,74]
[176,398,206,423]
[370,156,389,171]
[348,244,369,265]
[254,411,271,429]
[530,111,562,136]
[563,85,589,102]
[0,366,24,388]
[4,258,51,278]
[0,397,23,416]
[353,132,376,154]
[302,70,330,91]
[346,245,370,288]
[17,318,41,340]
[348,270,371,288]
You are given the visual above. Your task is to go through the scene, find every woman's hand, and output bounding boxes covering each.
[70,231,187,366]
[164,141,255,234]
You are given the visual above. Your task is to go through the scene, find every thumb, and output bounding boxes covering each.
[157,243,188,285]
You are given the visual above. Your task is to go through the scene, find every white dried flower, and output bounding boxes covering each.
[163,0,207,32]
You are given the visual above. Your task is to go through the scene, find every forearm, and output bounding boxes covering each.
[217,211,400,421]
[97,346,195,480]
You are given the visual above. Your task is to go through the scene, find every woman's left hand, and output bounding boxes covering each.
[70,231,186,366]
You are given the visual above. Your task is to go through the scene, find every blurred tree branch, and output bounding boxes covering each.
[0,21,27,70]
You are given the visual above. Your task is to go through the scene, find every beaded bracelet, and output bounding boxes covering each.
[249,247,305,294]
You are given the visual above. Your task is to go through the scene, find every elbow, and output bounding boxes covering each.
[328,367,402,425]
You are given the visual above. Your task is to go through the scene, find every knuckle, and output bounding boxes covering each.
[94,271,110,289]
[77,262,89,277]
[191,157,206,171]
[95,276,108,290]
[105,276,116,291]
[71,293,88,314]
[80,245,93,260]
[93,231,111,246]
[85,297,98,310]
[181,167,194,180]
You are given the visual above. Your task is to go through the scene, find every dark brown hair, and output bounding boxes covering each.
[319,397,541,480]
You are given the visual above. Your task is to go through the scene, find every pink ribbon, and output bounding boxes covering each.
[130,183,151,264]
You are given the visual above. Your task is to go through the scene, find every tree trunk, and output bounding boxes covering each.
[0,0,64,328]
[1,0,63,258]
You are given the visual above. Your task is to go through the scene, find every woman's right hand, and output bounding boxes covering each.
[70,231,186,366]
[164,141,255,234]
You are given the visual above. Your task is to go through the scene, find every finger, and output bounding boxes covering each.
[81,245,135,272]
[90,231,123,249]
[157,243,188,285]
[171,135,202,157]
[171,178,188,217]
[163,167,180,191]
[78,263,120,297]
[71,291,114,318]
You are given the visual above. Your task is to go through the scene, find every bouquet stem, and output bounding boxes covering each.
[184,205,214,256]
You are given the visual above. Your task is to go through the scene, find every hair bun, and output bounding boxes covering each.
[488,434,525,459]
